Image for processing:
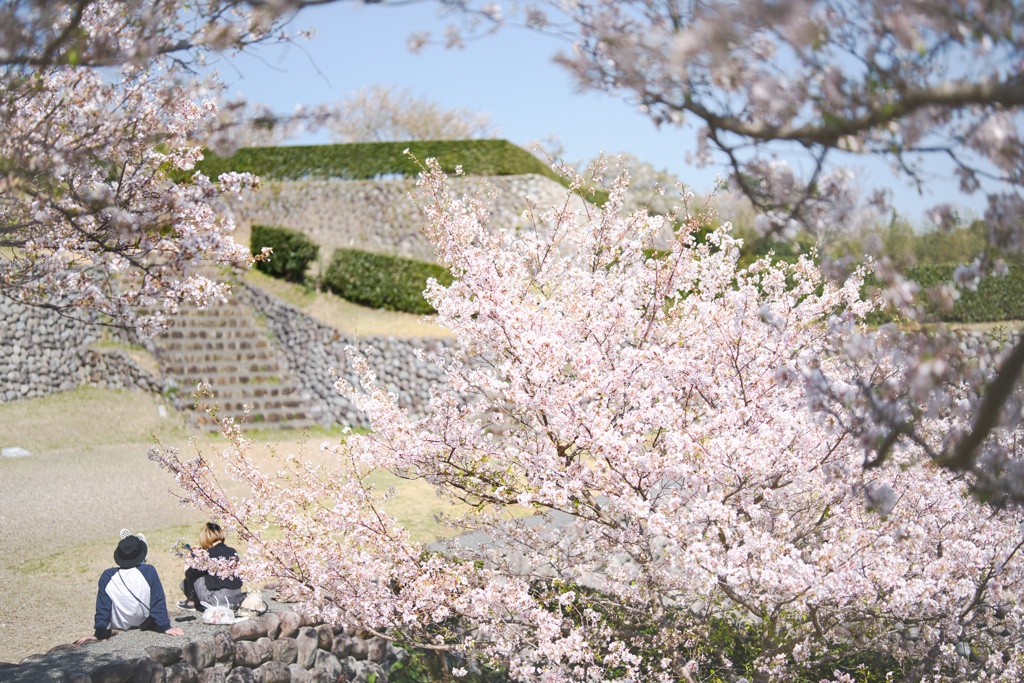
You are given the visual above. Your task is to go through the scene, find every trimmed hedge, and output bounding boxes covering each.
[322,248,454,315]
[195,140,551,181]
[250,224,320,283]
[866,263,1024,324]
[188,139,609,205]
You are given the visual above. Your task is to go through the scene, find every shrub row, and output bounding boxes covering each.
[196,140,548,181]
[321,248,453,315]
[250,224,320,283]
[866,263,1024,324]
[189,139,609,205]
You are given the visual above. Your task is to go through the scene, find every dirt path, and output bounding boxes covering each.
[0,387,454,664]
[0,389,204,662]
[0,449,208,661]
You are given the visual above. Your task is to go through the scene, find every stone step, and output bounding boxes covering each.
[162,361,282,376]
[155,348,280,363]
[182,398,316,429]
[167,377,288,394]
[178,387,309,411]
[177,380,298,397]
[159,357,280,371]
[191,412,314,431]
[156,344,278,360]
[160,326,266,341]
[194,402,308,418]
[159,320,257,336]
[169,306,252,319]
[156,338,274,353]
[206,396,306,411]
[149,285,318,430]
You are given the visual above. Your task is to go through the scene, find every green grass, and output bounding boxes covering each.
[7,524,198,577]
[0,387,462,545]
[245,269,452,339]
[0,385,187,452]
[366,471,462,542]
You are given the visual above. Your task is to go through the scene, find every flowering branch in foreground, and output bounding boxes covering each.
[153,163,1024,682]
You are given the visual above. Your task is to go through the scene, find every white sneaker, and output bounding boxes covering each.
[119,529,132,540]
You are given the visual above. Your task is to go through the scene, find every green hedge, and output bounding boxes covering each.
[866,263,1024,324]
[250,224,319,283]
[322,248,454,315]
[195,140,548,181]
[187,140,609,205]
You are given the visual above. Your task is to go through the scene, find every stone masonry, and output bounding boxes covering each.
[243,283,453,429]
[149,289,321,430]
[0,298,165,403]
[225,173,590,262]
[5,285,1024,432]
[0,599,409,683]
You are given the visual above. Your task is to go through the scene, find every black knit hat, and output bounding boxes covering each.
[114,535,147,568]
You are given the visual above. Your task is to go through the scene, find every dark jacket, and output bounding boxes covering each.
[185,542,243,591]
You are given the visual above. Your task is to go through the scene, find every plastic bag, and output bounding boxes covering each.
[202,605,238,625]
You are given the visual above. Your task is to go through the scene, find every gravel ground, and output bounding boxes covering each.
[0,388,451,672]
[0,436,208,666]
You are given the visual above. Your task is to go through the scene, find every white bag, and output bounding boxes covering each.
[202,605,238,625]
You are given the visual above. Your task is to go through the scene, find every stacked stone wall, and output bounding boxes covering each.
[5,284,1024,431]
[244,283,453,428]
[0,299,164,403]
[5,604,408,683]
[226,174,587,262]
[0,283,456,428]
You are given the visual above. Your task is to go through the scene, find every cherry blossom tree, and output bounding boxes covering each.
[407,0,1024,503]
[0,0,394,330]
[428,1,1022,240]
[0,65,260,332]
[327,83,497,143]
[152,163,1024,682]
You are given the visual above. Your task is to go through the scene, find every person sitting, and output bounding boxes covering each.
[75,532,184,643]
[178,522,244,612]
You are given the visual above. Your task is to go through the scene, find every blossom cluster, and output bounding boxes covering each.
[0,1,308,329]
[0,64,255,331]
[153,163,1024,682]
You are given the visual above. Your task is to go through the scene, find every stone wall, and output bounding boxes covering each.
[7,605,407,683]
[226,174,588,262]
[244,283,453,429]
[0,299,165,403]
[961,327,1023,370]
[0,284,453,427]
[78,349,167,396]
[5,283,1024,433]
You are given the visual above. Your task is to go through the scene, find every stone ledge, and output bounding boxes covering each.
[0,592,406,683]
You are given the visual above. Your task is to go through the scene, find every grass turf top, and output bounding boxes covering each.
[195,139,553,180]
[190,139,609,203]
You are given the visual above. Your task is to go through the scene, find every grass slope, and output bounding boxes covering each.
[245,269,453,339]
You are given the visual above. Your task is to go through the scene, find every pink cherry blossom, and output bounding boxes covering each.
[152,163,1024,682]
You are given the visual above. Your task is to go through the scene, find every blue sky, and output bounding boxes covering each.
[216,1,977,223]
